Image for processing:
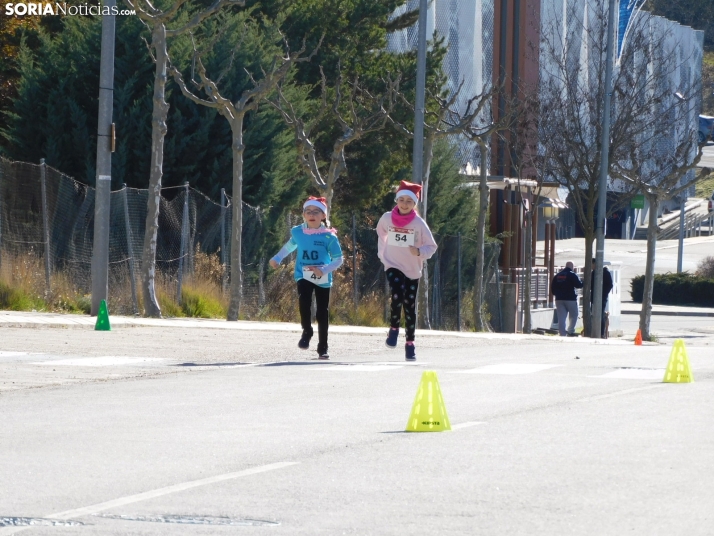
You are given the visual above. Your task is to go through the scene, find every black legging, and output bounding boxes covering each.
[297,279,331,349]
[386,268,419,342]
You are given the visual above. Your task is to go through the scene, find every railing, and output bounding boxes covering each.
[659,210,714,240]
[508,265,586,312]
[509,267,553,309]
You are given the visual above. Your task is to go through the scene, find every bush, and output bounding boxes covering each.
[180,286,226,318]
[696,256,714,280]
[0,280,42,311]
[630,272,714,307]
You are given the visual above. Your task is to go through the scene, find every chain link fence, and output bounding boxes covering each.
[0,157,504,330]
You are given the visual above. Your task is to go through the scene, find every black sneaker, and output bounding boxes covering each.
[298,330,313,350]
[386,328,399,349]
[405,343,416,361]
[317,343,329,360]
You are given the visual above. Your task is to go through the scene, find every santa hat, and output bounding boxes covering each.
[303,196,328,214]
[395,180,422,204]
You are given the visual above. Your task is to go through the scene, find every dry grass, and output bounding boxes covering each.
[0,246,390,327]
[258,262,388,327]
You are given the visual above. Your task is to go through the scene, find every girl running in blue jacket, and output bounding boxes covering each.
[269,197,343,359]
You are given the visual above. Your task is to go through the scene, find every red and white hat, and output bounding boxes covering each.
[303,196,327,214]
[395,180,422,204]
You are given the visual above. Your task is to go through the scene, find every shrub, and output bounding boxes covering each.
[630,272,714,306]
[0,280,42,311]
[180,286,226,318]
[696,256,714,280]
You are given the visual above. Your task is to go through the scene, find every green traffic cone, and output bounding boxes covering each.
[95,299,111,331]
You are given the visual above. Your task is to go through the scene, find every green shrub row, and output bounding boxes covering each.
[630,273,714,306]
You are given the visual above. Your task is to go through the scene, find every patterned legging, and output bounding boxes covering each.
[386,268,419,342]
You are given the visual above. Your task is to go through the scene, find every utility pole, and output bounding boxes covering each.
[592,0,616,338]
[411,0,428,186]
[90,0,116,316]
[677,192,686,272]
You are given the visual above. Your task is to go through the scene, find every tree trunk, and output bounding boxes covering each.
[473,143,489,331]
[523,208,533,333]
[581,231,594,337]
[140,25,168,318]
[639,195,659,340]
[227,115,245,321]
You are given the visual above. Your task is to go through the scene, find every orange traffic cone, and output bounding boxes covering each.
[634,329,643,346]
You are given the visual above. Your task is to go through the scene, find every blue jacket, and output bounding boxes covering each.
[551,267,583,301]
[271,224,343,288]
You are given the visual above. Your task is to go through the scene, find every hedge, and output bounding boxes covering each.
[630,272,714,306]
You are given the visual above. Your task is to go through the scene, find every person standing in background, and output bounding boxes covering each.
[550,261,583,336]
[590,258,614,338]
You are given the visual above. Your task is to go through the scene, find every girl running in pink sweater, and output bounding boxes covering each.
[376,181,437,361]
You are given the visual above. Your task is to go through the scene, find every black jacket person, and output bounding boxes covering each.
[550,262,583,336]
[590,259,614,337]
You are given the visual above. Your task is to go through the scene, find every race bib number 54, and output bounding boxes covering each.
[302,267,326,283]
[388,226,415,247]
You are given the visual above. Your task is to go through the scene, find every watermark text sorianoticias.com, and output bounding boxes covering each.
[5,3,136,16]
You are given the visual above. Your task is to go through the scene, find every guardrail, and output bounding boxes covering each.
[659,210,714,240]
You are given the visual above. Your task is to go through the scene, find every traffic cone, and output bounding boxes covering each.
[663,339,693,383]
[634,329,642,346]
[405,371,451,432]
[95,299,111,331]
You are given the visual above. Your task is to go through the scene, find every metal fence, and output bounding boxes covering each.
[0,157,503,330]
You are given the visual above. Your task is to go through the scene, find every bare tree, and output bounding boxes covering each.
[611,87,708,340]
[125,0,244,317]
[270,67,397,214]
[390,82,507,330]
[438,85,513,331]
[388,82,485,329]
[168,28,320,321]
[508,91,544,334]
[538,4,694,336]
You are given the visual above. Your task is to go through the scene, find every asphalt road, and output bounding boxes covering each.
[1,326,713,535]
[701,140,714,170]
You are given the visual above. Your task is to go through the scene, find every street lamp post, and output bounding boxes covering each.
[677,192,686,272]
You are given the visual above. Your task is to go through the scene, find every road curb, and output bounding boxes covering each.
[621,310,714,317]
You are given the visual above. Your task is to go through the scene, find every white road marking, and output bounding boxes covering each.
[578,385,662,402]
[0,462,297,535]
[0,351,29,357]
[452,421,487,430]
[595,368,665,380]
[31,356,166,367]
[313,364,405,371]
[451,364,563,375]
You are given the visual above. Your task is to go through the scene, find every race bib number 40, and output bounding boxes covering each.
[388,226,415,247]
[302,267,326,283]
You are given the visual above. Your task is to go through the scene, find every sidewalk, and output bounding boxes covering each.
[621,301,714,317]
[0,310,636,344]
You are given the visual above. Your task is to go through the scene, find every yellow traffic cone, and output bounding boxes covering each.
[94,299,111,331]
[405,371,451,432]
[663,339,693,383]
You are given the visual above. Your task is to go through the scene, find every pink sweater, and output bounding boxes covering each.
[376,211,437,279]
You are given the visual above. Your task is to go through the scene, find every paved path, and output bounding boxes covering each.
[0,322,713,535]
[701,140,714,169]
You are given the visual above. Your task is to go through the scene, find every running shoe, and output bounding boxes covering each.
[385,327,399,349]
[405,343,416,361]
[298,330,313,350]
[317,343,329,360]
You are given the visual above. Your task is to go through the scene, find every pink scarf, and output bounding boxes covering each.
[391,206,416,227]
